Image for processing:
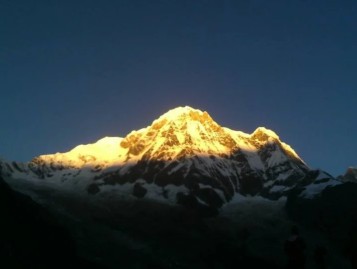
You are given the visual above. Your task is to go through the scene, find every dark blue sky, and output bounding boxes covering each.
[1,0,356,176]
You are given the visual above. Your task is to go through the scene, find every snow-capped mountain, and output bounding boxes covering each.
[340,167,357,183]
[0,106,337,209]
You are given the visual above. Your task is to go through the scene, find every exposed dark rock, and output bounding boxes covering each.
[87,183,100,194]
[176,192,218,217]
[239,174,263,195]
[176,192,198,208]
[196,188,224,208]
[12,161,24,172]
[133,182,147,198]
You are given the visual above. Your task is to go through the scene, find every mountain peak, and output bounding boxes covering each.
[12,105,323,208]
[156,106,213,123]
[252,127,280,141]
[119,106,228,159]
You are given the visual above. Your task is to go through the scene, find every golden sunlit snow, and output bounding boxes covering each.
[35,106,302,167]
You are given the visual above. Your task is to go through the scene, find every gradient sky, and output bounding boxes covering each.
[1,0,356,176]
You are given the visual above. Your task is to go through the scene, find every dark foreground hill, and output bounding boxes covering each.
[0,176,106,269]
[286,182,357,267]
